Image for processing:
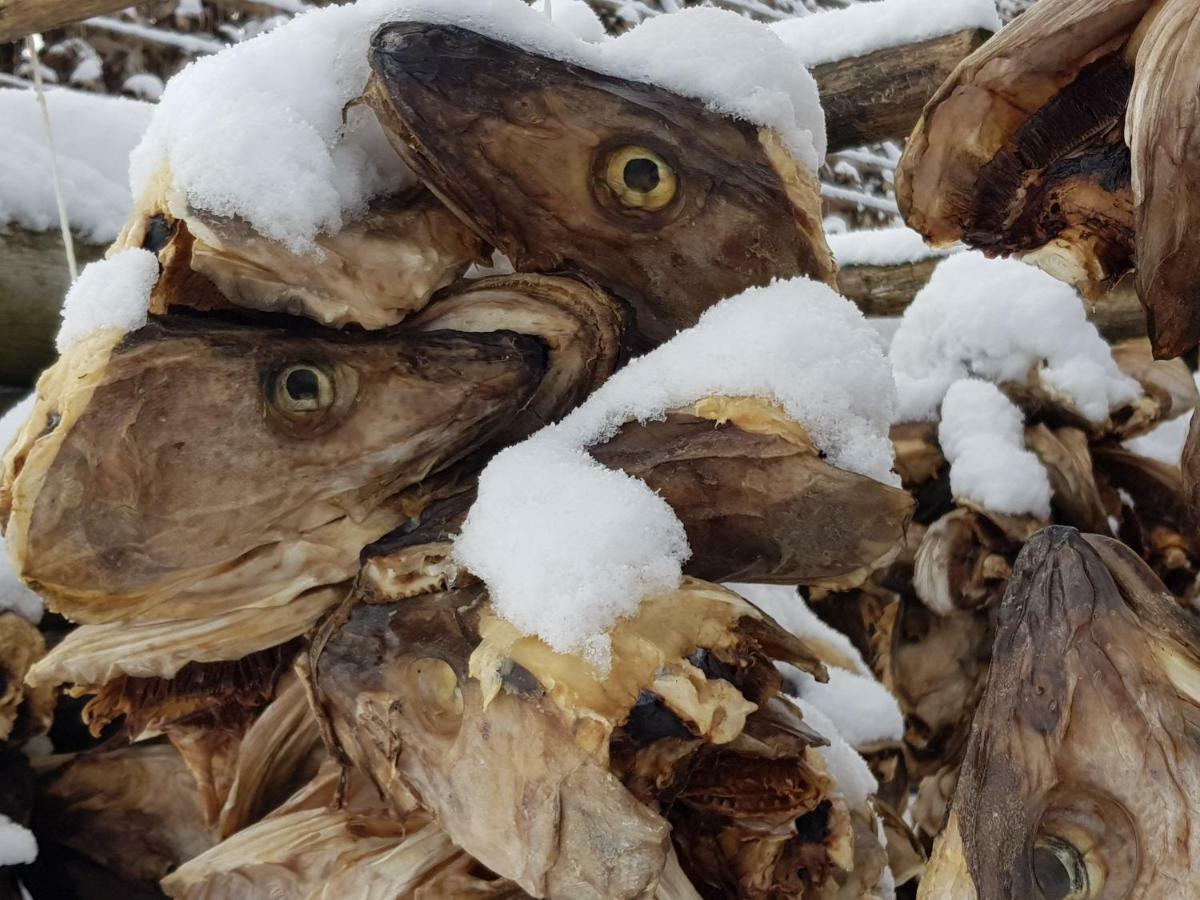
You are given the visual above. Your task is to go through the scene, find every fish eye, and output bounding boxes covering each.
[602,146,678,212]
[1032,836,1088,900]
[272,364,334,414]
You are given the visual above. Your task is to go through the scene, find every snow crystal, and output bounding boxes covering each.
[132,0,825,252]
[457,279,897,662]
[556,278,899,485]
[0,814,37,867]
[772,0,1000,68]
[890,253,1140,423]
[827,226,953,268]
[0,397,43,624]
[56,249,160,352]
[453,441,689,667]
[0,88,152,243]
[791,697,878,808]
[939,379,1052,518]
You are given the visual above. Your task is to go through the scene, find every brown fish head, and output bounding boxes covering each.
[0,314,546,624]
[364,22,834,346]
[925,526,1200,899]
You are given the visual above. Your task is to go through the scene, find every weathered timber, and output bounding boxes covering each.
[839,258,1147,342]
[815,29,993,153]
[0,0,132,43]
[0,229,104,385]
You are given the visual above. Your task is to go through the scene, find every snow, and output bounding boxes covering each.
[0,397,43,624]
[56,249,159,352]
[131,0,825,253]
[730,583,868,676]
[1125,372,1200,466]
[827,226,952,268]
[731,584,903,749]
[123,72,165,100]
[791,698,878,808]
[771,0,1001,67]
[555,279,899,486]
[456,279,898,663]
[0,814,37,867]
[0,88,152,243]
[69,56,103,84]
[453,442,689,667]
[532,0,607,42]
[938,379,1052,518]
[890,253,1140,423]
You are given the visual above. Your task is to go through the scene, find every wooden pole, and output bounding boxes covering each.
[815,29,992,152]
[0,0,133,44]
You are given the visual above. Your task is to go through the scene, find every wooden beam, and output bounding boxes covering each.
[0,229,105,386]
[839,258,1149,343]
[814,28,992,153]
[0,0,133,43]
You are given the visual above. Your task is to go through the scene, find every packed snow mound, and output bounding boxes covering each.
[827,226,953,268]
[790,697,878,808]
[772,0,1000,67]
[131,0,826,253]
[0,88,152,243]
[57,249,159,352]
[890,253,1140,423]
[0,396,43,624]
[557,278,899,486]
[456,279,898,665]
[939,379,1052,518]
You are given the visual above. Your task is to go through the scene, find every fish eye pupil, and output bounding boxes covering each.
[1032,837,1087,900]
[142,215,174,254]
[285,368,320,402]
[624,157,660,193]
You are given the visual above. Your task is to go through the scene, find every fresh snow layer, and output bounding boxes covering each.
[939,379,1052,518]
[0,814,37,867]
[57,249,159,352]
[454,442,690,667]
[827,226,952,268]
[890,253,1140,423]
[456,280,898,663]
[791,697,878,808]
[772,0,1000,67]
[530,0,607,42]
[0,88,152,243]
[0,397,43,624]
[132,0,825,252]
[733,584,903,749]
[1125,371,1200,466]
[556,278,899,486]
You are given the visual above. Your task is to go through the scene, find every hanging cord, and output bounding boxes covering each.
[25,34,78,282]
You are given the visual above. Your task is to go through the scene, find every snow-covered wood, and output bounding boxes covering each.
[0,0,130,43]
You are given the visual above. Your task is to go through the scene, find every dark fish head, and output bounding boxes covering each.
[924,526,1200,899]
[0,316,545,623]
[365,22,834,346]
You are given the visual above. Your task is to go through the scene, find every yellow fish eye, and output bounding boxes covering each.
[603,146,678,211]
[273,363,335,414]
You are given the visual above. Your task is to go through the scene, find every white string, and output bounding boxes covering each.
[25,35,79,282]
[544,0,553,19]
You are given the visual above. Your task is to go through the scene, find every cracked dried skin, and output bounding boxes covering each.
[898,0,1154,296]
[0,315,546,625]
[364,22,834,347]
[921,527,1200,900]
[0,611,53,745]
[115,173,488,330]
